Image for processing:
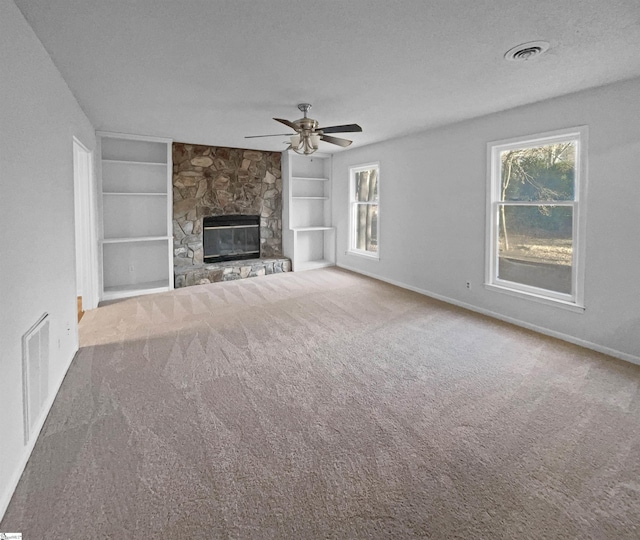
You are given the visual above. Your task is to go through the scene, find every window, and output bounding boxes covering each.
[349,163,379,258]
[486,127,587,310]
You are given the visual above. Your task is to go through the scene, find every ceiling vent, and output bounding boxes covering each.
[504,41,550,61]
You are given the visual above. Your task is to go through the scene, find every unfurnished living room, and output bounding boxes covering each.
[2,1,640,538]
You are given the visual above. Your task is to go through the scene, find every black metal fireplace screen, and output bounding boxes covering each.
[203,215,260,263]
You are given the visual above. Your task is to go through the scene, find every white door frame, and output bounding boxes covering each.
[73,137,99,310]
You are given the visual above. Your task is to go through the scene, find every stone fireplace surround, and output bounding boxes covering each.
[172,143,290,287]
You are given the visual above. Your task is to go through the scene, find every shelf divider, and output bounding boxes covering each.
[102,192,167,196]
[102,235,171,244]
[102,159,167,166]
[291,226,335,232]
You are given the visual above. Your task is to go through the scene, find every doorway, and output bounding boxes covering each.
[73,137,98,313]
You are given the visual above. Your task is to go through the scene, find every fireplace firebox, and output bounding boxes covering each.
[203,215,260,263]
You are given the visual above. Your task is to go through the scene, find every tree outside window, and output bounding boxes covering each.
[349,164,379,258]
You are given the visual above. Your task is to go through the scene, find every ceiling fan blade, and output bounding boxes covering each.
[320,134,352,147]
[317,123,362,134]
[245,133,294,138]
[274,117,300,131]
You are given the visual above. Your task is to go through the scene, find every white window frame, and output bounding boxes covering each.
[485,126,588,312]
[349,162,380,260]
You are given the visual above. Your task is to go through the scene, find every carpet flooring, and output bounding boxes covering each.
[2,267,640,539]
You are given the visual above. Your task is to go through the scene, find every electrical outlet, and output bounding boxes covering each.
[466,281,471,289]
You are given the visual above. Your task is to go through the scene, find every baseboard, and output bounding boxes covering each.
[337,263,640,366]
[0,346,78,522]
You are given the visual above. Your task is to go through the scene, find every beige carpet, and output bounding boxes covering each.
[3,267,640,539]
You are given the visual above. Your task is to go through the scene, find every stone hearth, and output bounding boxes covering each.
[174,257,291,288]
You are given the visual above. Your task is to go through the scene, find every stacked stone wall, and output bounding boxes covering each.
[172,144,282,267]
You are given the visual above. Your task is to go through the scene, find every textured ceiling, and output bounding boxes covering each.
[14,0,640,152]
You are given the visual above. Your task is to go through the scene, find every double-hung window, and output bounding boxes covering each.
[349,163,379,258]
[486,127,587,310]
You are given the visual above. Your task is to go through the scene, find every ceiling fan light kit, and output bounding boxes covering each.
[290,132,321,155]
[246,103,362,155]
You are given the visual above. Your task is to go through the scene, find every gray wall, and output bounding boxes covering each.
[332,77,640,363]
[0,0,96,518]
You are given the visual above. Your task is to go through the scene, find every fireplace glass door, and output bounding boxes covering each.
[203,215,260,263]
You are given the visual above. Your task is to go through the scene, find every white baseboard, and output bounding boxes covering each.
[0,346,78,522]
[337,263,640,366]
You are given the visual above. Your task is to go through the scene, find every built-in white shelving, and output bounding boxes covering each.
[98,132,173,301]
[282,151,335,271]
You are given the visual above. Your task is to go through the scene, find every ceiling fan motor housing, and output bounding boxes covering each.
[295,103,319,132]
[296,117,319,132]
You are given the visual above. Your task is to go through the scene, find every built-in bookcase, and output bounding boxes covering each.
[98,132,173,301]
[282,151,335,271]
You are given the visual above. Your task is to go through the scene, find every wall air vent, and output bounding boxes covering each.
[22,313,50,444]
[504,41,550,61]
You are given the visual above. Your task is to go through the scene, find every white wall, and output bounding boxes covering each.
[0,0,96,520]
[333,77,640,363]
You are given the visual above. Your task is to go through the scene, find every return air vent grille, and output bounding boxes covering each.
[22,313,50,444]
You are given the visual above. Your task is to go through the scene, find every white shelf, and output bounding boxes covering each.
[291,176,329,181]
[292,226,334,232]
[296,259,334,271]
[100,135,169,163]
[102,280,170,301]
[103,192,167,197]
[102,236,171,244]
[101,159,168,193]
[102,159,166,166]
[291,196,329,200]
[102,193,168,238]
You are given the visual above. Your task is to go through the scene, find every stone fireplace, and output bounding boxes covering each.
[172,143,289,287]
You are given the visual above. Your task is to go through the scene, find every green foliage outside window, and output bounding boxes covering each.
[500,142,575,235]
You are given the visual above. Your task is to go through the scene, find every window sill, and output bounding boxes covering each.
[347,249,380,261]
[484,282,585,313]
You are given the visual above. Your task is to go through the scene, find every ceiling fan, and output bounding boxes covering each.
[246,103,362,154]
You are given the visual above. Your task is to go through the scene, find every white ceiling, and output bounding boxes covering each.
[15,0,640,152]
